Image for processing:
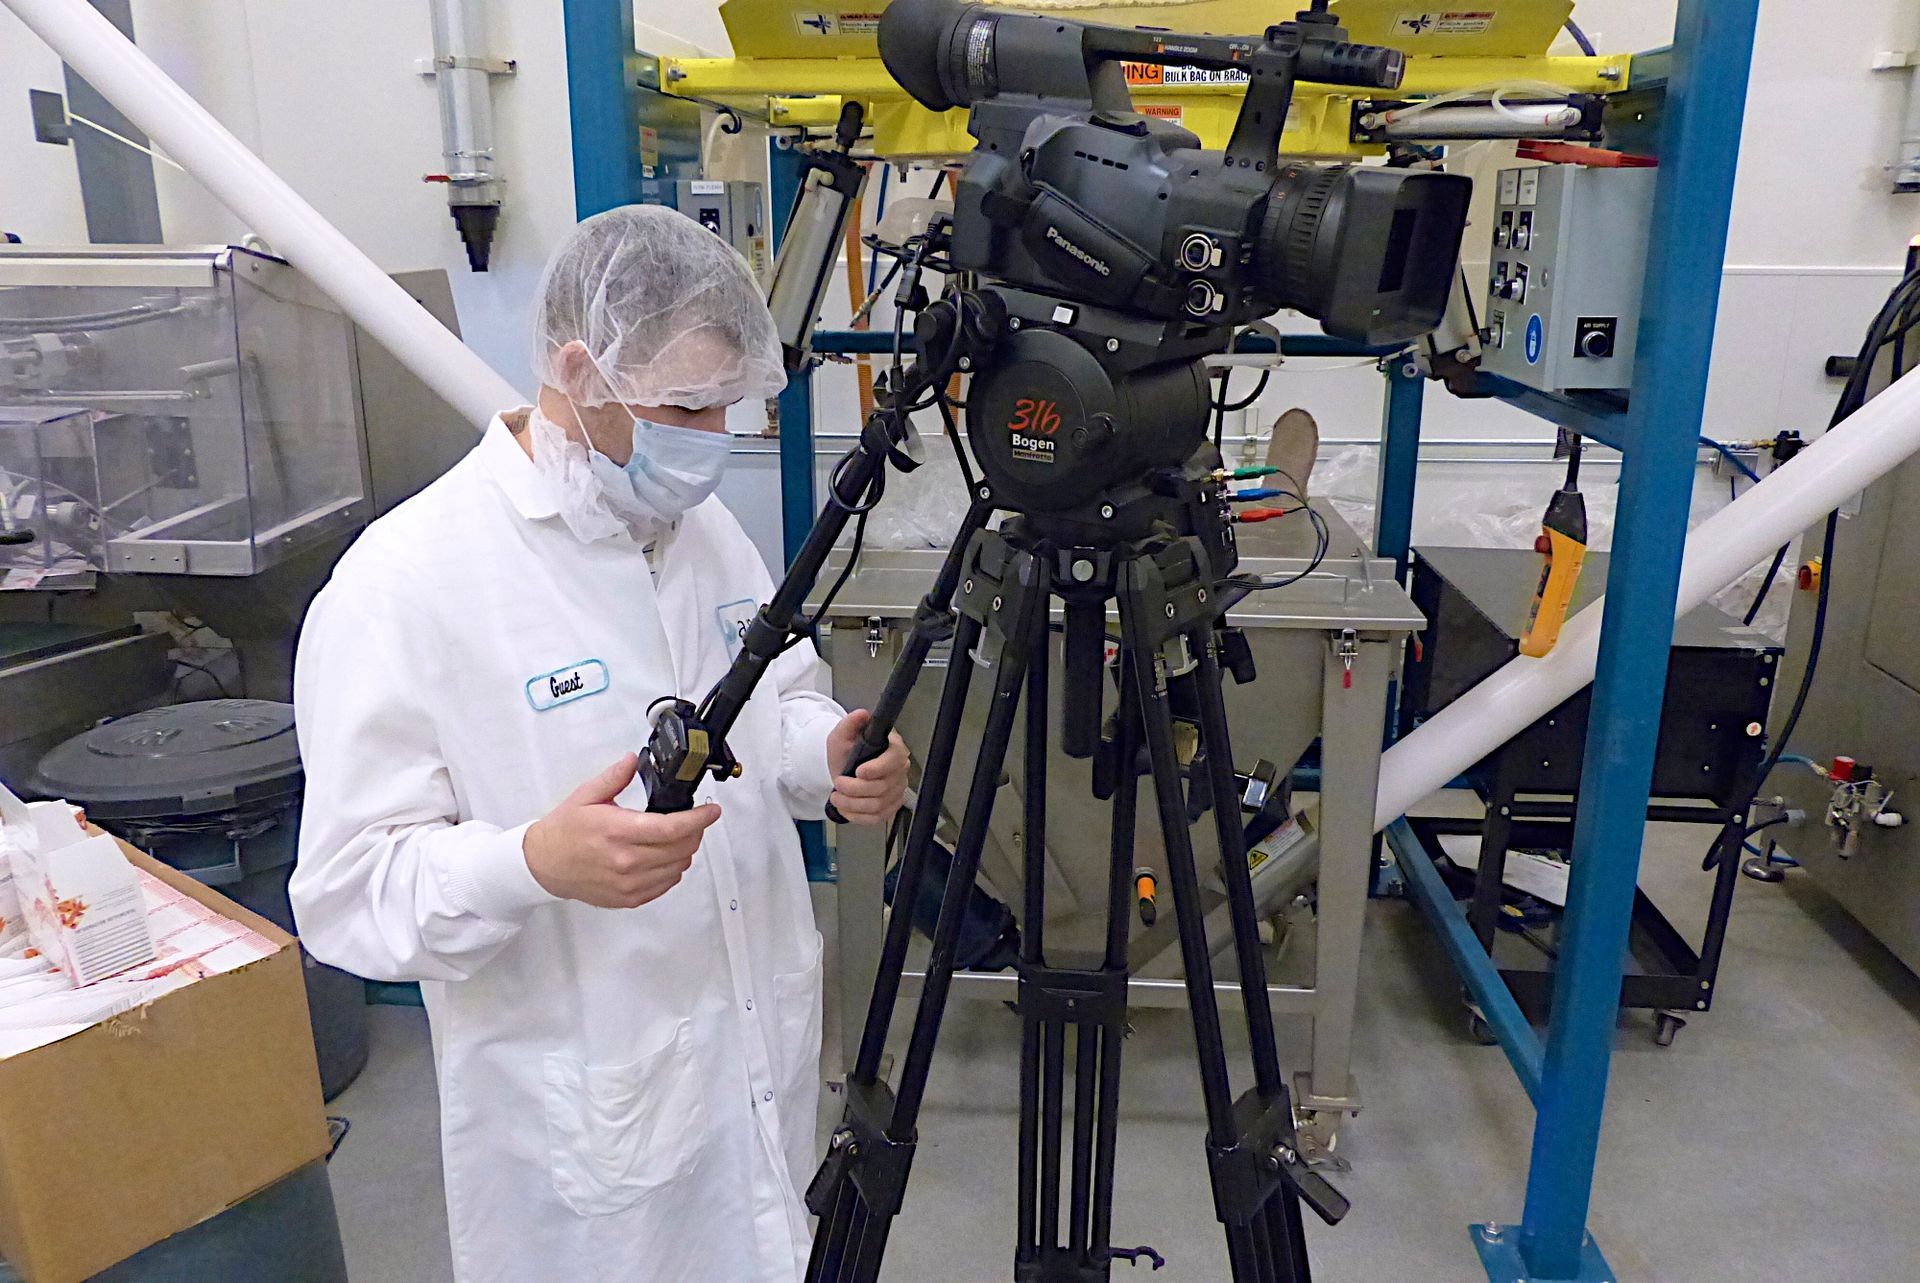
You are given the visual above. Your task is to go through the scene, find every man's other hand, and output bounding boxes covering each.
[826,709,909,826]
[524,754,720,908]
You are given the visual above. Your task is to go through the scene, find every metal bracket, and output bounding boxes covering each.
[414,54,518,76]
[807,1077,917,1220]
[1016,961,1129,1027]
[29,88,72,145]
[1204,1088,1350,1229]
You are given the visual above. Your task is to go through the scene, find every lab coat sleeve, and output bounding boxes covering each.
[289,575,559,983]
[772,638,844,819]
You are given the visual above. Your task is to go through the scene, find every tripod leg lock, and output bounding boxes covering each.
[1205,1089,1351,1230]
[805,1077,917,1221]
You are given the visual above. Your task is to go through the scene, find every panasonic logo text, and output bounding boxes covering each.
[1045,226,1111,277]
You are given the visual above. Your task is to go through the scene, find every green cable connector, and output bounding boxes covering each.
[1229,465,1284,480]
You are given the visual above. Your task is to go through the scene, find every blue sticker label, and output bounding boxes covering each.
[526,659,609,711]
[1525,315,1544,365]
[716,599,758,660]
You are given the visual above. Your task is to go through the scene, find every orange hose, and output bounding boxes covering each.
[843,181,874,421]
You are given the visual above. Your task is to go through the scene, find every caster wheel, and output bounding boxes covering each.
[1742,856,1787,883]
[1652,1012,1687,1047]
[1467,1010,1498,1046]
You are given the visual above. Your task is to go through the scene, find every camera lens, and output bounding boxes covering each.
[1258,164,1347,318]
[1255,163,1472,342]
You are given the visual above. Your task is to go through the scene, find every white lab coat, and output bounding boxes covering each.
[289,414,843,1283]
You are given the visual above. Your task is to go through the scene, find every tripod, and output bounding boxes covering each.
[805,506,1348,1283]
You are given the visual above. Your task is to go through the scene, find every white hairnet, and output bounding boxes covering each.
[531,204,786,410]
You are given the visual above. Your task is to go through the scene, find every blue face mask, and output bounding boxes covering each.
[618,416,733,524]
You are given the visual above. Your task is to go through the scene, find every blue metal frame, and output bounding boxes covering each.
[1512,8,1758,1276]
[1386,821,1543,1097]
[1476,373,1634,452]
[1384,5,1759,1278]
[1374,356,1425,576]
[561,0,644,219]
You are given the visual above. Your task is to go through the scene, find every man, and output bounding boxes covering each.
[290,205,909,1283]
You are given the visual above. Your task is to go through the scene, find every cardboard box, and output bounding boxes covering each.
[0,839,331,1283]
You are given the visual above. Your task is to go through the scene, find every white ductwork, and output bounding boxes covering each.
[3,0,523,431]
[1375,358,1920,832]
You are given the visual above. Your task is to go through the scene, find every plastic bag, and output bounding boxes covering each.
[865,453,973,550]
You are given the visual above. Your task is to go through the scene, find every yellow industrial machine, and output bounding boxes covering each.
[656,0,1630,155]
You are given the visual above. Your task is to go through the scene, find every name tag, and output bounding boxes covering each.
[716,599,758,661]
[526,659,610,711]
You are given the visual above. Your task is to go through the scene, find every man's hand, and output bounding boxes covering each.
[524,754,720,908]
[826,709,909,826]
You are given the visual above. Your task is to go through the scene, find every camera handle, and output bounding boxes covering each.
[636,255,989,817]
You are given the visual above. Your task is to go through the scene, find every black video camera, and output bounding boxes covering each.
[879,0,1471,516]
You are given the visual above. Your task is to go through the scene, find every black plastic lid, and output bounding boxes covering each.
[32,699,304,819]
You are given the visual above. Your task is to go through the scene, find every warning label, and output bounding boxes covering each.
[1138,104,1184,126]
[1392,11,1497,36]
[793,11,881,36]
[1123,62,1250,87]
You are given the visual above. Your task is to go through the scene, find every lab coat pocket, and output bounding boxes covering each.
[543,1018,708,1218]
[771,932,825,1138]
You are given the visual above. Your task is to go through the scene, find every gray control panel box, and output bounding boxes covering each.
[671,179,769,278]
[1482,164,1656,394]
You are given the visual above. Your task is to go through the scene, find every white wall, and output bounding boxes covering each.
[0,0,580,392]
[0,5,90,240]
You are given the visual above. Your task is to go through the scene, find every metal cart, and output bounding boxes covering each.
[1395,546,1780,1046]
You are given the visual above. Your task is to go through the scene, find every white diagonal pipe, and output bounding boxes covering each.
[4,0,523,429]
[1375,358,1920,832]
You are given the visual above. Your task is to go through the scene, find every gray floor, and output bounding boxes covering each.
[324,822,1920,1282]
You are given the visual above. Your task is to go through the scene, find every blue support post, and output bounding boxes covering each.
[1373,355,1425,577]
[1494,4,1760,1279]
[560,0,642,219]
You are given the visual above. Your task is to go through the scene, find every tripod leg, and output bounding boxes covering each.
[1018,612,1051,1267]
[894,545,1047,1119]
[1188,631,1313,1278]
[1118,573,1305,1283]
[809,538,1049,1283]
[811,612,983,1283]
[1087,677,1137,1262]
[851,610,986,1083]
